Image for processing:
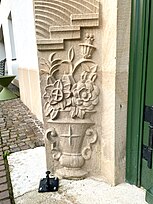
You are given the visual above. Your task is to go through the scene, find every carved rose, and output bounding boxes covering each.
[44,77,71,119]
[45,80,63,105]
[71,78,99,119]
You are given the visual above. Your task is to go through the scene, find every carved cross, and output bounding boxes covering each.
[51,88,63,101]
[60,125,80,146]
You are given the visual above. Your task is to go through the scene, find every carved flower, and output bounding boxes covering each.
[46,80,63,105]
[71,79,99,119]
[42,41,100,120]
[44,76,71,119]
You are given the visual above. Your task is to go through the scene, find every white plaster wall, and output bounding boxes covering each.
[0,42,5,60]
[0,0,43,122]
[0,0,38,71]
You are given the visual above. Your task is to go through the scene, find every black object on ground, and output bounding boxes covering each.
[38,171,59,193]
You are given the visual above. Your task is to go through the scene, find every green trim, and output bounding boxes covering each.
[146,187,153,204]
[126,0,151,186]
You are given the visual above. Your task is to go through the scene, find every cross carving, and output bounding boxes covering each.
[60,125,80,146]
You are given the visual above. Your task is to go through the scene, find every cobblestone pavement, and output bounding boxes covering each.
[0,99,44,204]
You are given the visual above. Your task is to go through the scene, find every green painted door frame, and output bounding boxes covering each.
[126,0,151,186]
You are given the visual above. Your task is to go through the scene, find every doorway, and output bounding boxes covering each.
[126,0,153,203]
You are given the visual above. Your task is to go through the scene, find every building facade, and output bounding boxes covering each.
[0,0,43,122]
[0,0,140,191]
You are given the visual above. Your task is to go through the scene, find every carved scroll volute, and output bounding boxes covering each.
[82,128,98,160]
[45,128,61,160]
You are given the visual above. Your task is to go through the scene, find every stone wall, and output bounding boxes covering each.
[34,0,131,185]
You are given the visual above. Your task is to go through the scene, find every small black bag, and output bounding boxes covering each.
[38,171,59,192]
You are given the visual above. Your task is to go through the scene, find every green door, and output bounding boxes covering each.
[141,1,153,202]
[126,0,153,203]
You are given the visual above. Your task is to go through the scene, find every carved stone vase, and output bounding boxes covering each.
[46,111,97,179]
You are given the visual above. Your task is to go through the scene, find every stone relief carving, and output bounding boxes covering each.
[45,125,98,179]
[41,34,99,179]
[34,0,100,50]
[41,34,99,120]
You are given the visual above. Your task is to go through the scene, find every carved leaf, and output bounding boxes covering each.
[90,65,98,73]
[40,58,50,74]
[62,100,66,109]
[71,107,76,118]
[85,104,94,111]
[47,76,55,85]
[54,80,63,89]
[62,76,71,99]
[93,85,100,96]
[81,63,90,72]
[83,101,92,107]
[75,107,79,116]
[90,73,97,82]
[65,98,72,107]
[81,71,88,81]
[68,47,75,62]
[40,69,50,75]
[51,59,62,66]
[44,102,53,117]
[40,58,46,65]
[78,109,84,119]
[92,97,99,105]
[48,53,56,63]
[81,110,85,118]
[50,109,59,120]
[50,64,60,75]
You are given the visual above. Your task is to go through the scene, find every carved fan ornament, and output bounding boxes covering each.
[41,34,99,120]
[34,0,100,50]
[41,34,99,179]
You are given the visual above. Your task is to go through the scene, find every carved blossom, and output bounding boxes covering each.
[71,72,99,119]
[44,76,71,119]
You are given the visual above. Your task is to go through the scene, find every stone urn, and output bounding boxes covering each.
[45,111,97,179]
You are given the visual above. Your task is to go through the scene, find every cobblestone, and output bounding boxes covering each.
[0,170,6,177]
[0,98,45,203]
[10,147,21,153]
[0,190,10,200]
[1,199,12,204]
[0,183,8,192]
[0,164,5,171]
[0,176,7,184]
[0,160,4,165]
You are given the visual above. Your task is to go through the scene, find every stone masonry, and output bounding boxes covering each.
[0,98,44,204]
